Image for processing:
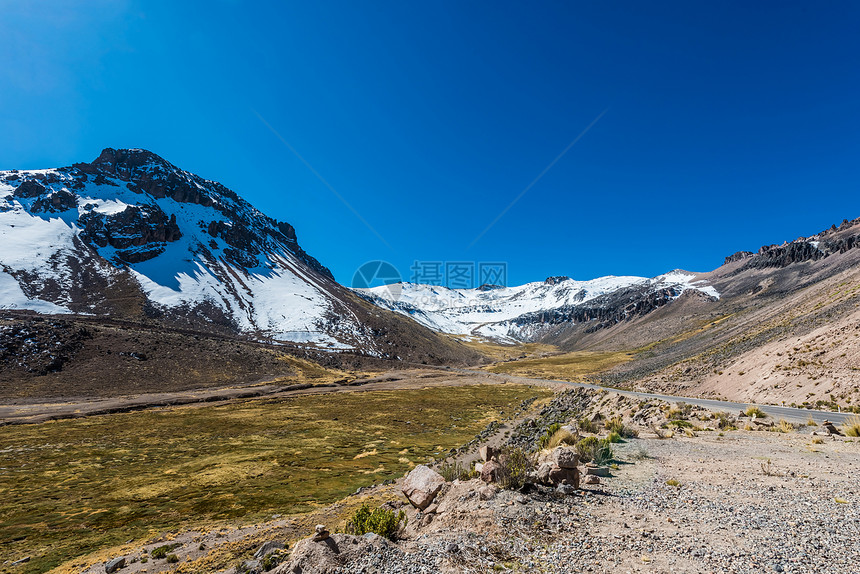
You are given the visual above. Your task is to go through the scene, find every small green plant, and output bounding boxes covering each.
[605,417,638,438]
[745,405,767,418]
[843,415,860,437]
[575,436,614,465]
[165,554,179,564]
[665,478,681,487]
[150,543,180,559]
[606,431,623,443]
[497,446,536,490]
[346,503,407,540]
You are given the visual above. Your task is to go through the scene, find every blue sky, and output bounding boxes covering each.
[2,1,859,286]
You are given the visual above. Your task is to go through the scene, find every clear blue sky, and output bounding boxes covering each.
[2,1,859,286]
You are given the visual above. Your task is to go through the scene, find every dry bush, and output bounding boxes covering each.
[774,419,795,433]
[842,415,860,437]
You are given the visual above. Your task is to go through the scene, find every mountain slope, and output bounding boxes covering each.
[0,148,478,365]
[356,271,719,343]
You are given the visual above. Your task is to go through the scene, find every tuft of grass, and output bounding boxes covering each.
[811,437,824,444]
[543,427,578,450]
[151,544,180,559]
[842,415,860,437]
[774,419,796,433]
[665,478,681,487]
[745,405,768,418]
[165,554,179,564]
[606,431,623,443]
[605,417,638,438]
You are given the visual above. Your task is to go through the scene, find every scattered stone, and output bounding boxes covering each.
[11,557,31,567]
[584,474,601,485]
[104,557,125,573]
[556,483,577,496]
[447,542,460,553]
[401,465,445,510]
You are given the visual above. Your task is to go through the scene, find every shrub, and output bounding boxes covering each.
[714,412,737,430]
[606,431,623,443]
[165,554,179,564]
[439,461,478,482]
[843,415,860,438]
[346,503,406,540]
[578,417,598,433]
[496,446,536,490]
[665,478,681,487]
[150,543,180,559]
[745,405,767,418]
[605,417,638,438]
[575,437,614,465]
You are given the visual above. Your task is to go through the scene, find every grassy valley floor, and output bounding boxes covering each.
[0,383,552,574]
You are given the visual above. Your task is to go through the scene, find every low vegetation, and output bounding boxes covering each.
[745,405,768,418]
[843,415,860,437]
[346,503,407,540]
[575,436,614,466]
[487,350,634,381]
[0,383,551,574]
[496,446,536,490]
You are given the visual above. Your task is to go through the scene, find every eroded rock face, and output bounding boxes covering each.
[401,465,445,510]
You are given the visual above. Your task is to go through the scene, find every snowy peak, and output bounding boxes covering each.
[0,149,371,351]
[355,271,719,342]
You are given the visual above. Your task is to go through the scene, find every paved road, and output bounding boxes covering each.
[449,367,854,425]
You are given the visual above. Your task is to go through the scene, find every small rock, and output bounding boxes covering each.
[479,445,497,462]
[480,460,503,483]
[478,485,497,501]
[584,474,601,485]
[312,524,330,542]
[446,542,460,553]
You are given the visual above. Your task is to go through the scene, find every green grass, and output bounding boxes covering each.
[0,383,551,574]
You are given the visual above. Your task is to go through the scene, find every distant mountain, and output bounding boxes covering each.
[0,148,476,363]
[356,271,719,342]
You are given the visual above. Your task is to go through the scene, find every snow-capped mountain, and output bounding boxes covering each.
[356,271,719,342]
[0,149,408,355]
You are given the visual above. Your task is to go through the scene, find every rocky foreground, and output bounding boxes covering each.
[67,390,860,574]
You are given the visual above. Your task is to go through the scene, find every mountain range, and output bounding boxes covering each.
[1,148,859,407]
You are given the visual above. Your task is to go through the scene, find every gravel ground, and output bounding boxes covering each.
[334,430,860,574]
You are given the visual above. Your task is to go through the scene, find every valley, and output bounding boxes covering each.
[0,150,858,573]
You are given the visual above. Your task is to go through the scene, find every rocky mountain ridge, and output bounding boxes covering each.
[0,148,476,364]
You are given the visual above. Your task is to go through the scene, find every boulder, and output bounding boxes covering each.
[480,460,503,483]
[548,465,580,488]
[553,447,579,469]
[104,557,125,573]
[274,533,366,574]
[479,445,497,462]
[402,465,445,510]
[556,483,576,496]
[254,540,285,560]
